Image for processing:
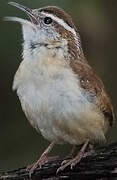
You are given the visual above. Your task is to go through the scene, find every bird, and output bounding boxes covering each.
[6,2,114,175]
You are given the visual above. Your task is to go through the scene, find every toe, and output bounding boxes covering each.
[57,164,67,174]
[70,160,77,169]
[57,160,72,174]
[61,159,69,166]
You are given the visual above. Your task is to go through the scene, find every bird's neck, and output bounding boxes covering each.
[23,37,85,64]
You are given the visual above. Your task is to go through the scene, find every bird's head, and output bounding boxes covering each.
[5,2,84,62]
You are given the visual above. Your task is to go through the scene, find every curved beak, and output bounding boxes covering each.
[6,2,38,25]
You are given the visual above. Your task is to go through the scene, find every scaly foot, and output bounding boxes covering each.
[27,155,58,177]
[57,150,84,173]
[27,141,56,177]
[57,139,89,173]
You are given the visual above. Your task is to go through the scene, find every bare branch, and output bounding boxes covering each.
[1,142,117,180]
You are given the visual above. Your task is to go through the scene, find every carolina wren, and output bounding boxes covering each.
[6,2,114,174]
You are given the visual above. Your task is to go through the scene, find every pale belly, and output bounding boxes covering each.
[17,80,106,145]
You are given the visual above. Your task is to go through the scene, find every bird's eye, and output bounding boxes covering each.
[44,17,52,25]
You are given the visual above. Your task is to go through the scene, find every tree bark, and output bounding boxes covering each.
[1,142,117,180]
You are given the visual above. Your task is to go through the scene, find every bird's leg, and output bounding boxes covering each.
[83,144,95,157]
[27,141,56,176]
[68,145,77,157]
[57,139,89,173]
[61,145,77,165]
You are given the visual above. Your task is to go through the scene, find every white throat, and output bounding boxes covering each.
[22,35,70,63]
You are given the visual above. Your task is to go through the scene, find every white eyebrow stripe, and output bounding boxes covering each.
[41,12,80,53]
[41,12,77,36]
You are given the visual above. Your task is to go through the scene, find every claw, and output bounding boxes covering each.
[27,155,47,177]
[27,155,59,177]
[61,158,72,166]
[57,152,83,173]
[57,140,89,173]
[26,141,56,177]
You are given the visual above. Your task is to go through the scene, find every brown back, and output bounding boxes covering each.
[70,60,114,126]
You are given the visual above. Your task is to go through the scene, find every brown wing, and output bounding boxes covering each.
[70,60,114,126]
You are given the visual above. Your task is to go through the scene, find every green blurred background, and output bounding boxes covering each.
[0,0,117,171]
